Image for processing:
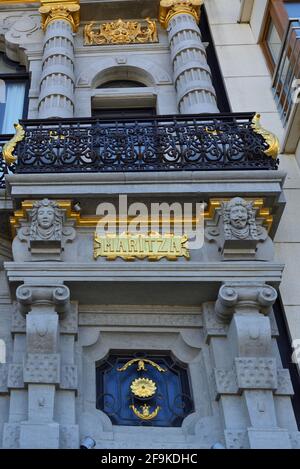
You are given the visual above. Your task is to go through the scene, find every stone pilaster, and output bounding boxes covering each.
[3,284,79,449]
[38,1,80,118]
[204,282,299,449]
[159,0,219,114]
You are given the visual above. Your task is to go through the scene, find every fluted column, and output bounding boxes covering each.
[38,1,80,118]
[159,0,219,114]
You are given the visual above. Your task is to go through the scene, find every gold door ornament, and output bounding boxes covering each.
[130,378,157,398]
[130,404,160,421]
[117,358,167,373]
[84,18,158,46]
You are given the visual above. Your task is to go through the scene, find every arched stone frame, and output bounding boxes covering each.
[75,57,177,117]
[78,328,223,449]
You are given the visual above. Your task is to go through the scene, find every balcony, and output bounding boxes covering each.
[0,112,279,189]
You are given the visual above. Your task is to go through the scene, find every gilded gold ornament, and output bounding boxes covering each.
[130,404,160,420]
[117,358,166,373]
[94,231,190,261]
[39,0,80,32]
[2,123,25,165]
[137,360,146,371]
[84,18,158,46]
[130,378,156,397]
[159,0,204,29]
[205,198,273,233]
[251,113,280,159]
[10,198,273,240]
[130,378,157,398]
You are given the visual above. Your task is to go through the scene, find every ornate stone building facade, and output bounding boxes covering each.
[0,0,300,449]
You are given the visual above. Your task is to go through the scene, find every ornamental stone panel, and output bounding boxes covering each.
[235,357,277,390]
[23,353,60,384]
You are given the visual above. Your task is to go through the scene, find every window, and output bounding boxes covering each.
[0,53,29,134]
[266,20,282,64]
[284,2,300,17]
[92,79,157,120]
[261,1,300,124]
[96,351,194,427]
[262,1,300,72]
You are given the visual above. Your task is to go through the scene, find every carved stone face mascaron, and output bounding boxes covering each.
[230,205,248,230]
[37,206,55,229]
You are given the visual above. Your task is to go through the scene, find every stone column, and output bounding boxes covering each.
[204,282,300,449]
[38,1,80,118]
[159,0,219,114]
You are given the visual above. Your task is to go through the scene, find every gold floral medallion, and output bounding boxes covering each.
[130,378,157,398]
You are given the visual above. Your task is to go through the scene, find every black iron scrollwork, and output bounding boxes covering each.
[0,113,279,188]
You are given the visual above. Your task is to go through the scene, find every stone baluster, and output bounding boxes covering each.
[159,0,219,114]
[38,1,80,118]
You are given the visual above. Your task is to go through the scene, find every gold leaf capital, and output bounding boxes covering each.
[159,0,204,28]
[39,0,80,32]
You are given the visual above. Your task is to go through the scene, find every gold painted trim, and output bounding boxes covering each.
[251,113,280,159]
[2,123,25,165]
[10,197,273,237]
[159,0,203,29]
[0,1,39,3]
[10,199,78,237]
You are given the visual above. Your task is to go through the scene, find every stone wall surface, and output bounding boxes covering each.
[0,0,299,449]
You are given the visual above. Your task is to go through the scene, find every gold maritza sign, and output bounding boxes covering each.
[94,232,190,261]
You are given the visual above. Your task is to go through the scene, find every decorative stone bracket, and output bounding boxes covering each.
[215,283,277,323]
[16,284,71,316]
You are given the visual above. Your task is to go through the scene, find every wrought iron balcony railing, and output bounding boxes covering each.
[272,18,300,125]
[0,112,279,188]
